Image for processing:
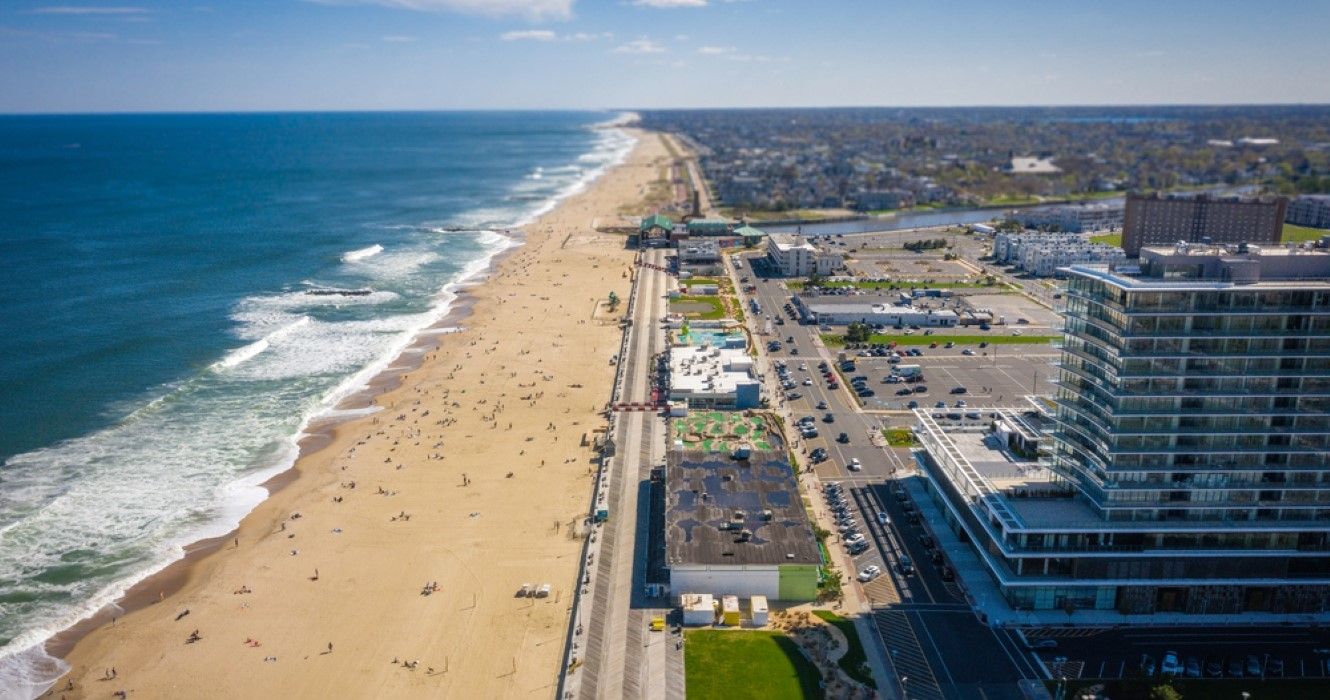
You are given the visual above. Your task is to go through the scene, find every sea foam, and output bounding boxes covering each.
[0,113,632,700]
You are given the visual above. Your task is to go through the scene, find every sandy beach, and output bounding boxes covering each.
[49,129,670,699]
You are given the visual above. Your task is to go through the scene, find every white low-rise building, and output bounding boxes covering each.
[667,451,821,602]
[793,297,958,327]
[766,233,843,277]
[668,344,762,409]
[1012,202,1124,233]
[1017,242,1126,278]
[1288,195,1330,229]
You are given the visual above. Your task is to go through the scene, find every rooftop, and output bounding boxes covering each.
[768,233,819,253]
[805,301,959,319]
[914,409,1330,534]
[1065,242,1330,290]
[669,344,758,397]
[665,450,821,567]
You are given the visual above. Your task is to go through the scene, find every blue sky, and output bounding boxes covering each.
[2,0,1328,113]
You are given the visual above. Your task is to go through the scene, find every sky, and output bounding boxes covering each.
[2,0,1329,113]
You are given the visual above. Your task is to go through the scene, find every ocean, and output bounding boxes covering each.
[0,111,635,696]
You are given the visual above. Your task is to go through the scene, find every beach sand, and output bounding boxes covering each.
[51,129,670,699]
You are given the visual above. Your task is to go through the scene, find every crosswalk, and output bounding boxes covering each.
[873,609,946,700]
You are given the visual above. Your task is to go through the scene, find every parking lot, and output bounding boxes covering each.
[845,347,1060,411]
[1035,625,1330,683]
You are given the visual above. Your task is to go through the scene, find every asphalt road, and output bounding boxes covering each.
[734,251,1044,698]
[1036,624,1330,684]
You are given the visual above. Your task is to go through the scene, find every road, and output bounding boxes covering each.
[575,247,682,700]
[731,250,1044,698]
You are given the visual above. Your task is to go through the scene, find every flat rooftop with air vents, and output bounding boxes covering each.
[664,449,821,568]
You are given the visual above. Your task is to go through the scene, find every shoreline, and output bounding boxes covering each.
[42,127,665,700]
[37,249,502,666]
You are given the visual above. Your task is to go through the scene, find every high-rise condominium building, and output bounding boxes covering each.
[1122,192,1287,257]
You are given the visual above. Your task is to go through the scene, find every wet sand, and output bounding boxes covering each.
[52,129,670,699]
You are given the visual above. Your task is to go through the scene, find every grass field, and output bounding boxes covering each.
[1284,222,1330,243]
[811,610,876,689]
[883,428,919,447]
[823,333,1059,347]
[1089,232,1123,246]
[670,295,726,320]
[985,194,1043,206]
[684,629,825,700]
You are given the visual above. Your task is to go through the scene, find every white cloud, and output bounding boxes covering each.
[382,35,418,42]
[502,29,608,42]
[501,29,556,41]
[633,0,706,7]
[697,45,733,55]
[305,0,573,21]
[31,5,148,14]
[613,38,665,54]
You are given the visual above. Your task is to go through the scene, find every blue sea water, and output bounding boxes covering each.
[0,111,635,696]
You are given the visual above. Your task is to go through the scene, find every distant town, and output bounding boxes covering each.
[639,106,1330,215]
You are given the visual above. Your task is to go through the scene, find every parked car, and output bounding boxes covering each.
[950,386,968,394]
[1184,656,1201,678]
[1139,654,1156,676]
[877,511,889,525]
[857,565,881,582]
[1266,656,1285,677]
[836,432,849,443]
[1225,656,1243,677]
[1204,656,1223,678]
[907,400,919,409]
[823,412,835,423]
[844,533,865,546]
[1159,652,1181,681]
[816,400,828,409]
[898,556,914,575]
[1245,655,1262,677]
[847,458,862,471]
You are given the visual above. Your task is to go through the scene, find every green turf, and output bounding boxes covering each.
[811,610,876,689]
[822,333,1058,347]
[1284,222,1330,243]
[684,629,825,700]
[1089,232,1123,246]
[670,295,726,320]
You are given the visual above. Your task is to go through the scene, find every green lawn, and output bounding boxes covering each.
[1284,222,1330,243]
[883,428,919,447]
[684,629,825,700]
[1089,232,1123,247]
[1054,679,1330,700]
[985,194,1043,206]
[823,333,1059,347]
[811,610,877,688]
[670,295,726,320]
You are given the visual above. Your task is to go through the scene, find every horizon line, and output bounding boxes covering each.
[4,101,1330,118]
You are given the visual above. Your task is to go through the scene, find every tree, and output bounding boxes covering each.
[608,291,621,311]
[1148,684,1182,700]
[846,322,872,343]
[806,272,826,288]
